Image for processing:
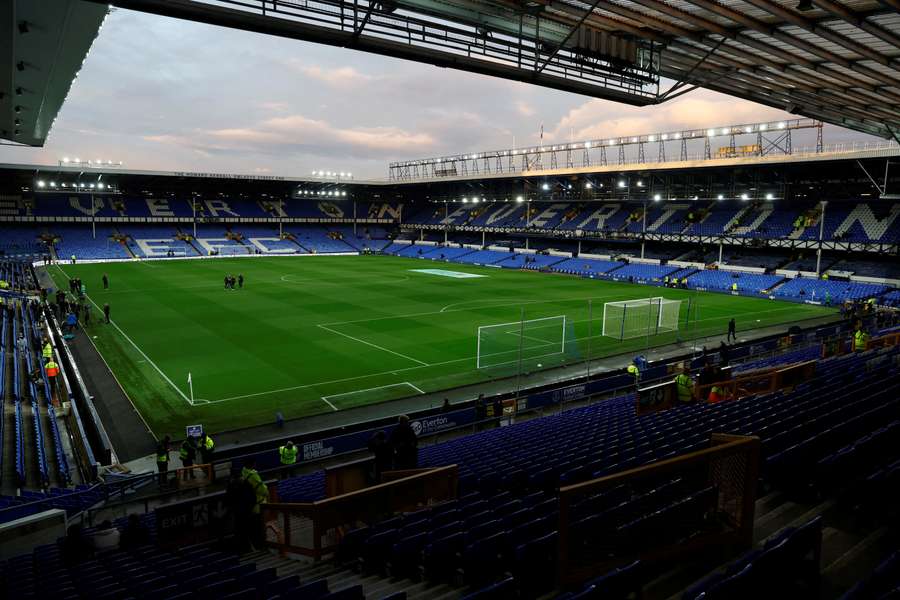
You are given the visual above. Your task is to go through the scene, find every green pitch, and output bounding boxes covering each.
[48,256,835,438]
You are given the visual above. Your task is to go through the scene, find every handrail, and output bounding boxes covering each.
[694,360,817,403]
[263,464,458,560]
[558,434,760,586]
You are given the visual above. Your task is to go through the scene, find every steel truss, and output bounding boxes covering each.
[390,119,822,181]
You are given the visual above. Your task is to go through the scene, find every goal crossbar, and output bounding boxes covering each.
[602,297,681,340]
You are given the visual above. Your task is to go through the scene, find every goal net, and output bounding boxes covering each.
[477,315,573,371]
[601,297,681,341]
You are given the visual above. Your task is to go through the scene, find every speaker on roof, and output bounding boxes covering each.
[572,26,638,66]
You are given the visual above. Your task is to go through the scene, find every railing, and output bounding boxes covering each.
[263,465,458,560]
[558,434,760,587]
[694,360,817,404]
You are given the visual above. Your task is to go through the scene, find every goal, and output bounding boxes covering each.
[601,297,681,341]
[477,315,567,370]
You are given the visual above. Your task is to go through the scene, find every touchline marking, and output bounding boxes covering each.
[54,265,194,407]
[316,324,429,367]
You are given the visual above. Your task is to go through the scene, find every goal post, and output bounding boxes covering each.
[601,297,681,341]
[477,315,570,371]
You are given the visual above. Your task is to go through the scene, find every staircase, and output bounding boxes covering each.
[241,550,461,600]
[723,205,753,234]
[729,204,774,236]
[658,491,898,600]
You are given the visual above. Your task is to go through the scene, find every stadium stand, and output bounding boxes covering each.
[773,278,887,303]
[687,270,784,294]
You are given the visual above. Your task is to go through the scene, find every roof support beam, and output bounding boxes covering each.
[739,0,898,67]
[667,0,900,87]
[810,0,900,51]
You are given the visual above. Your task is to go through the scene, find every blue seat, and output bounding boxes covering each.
[281,579,329,600]
[321,585,364,600]
[461,576,516,599]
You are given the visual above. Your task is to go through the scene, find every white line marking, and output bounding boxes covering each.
[321,397,339,411]
[407,382,426,394]
[54,265,194,407]
[316,324,429,366]
[322,381,424,409]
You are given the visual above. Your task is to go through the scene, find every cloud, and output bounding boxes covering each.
[258,101,289,112]
[546,91,791,143]
[515,101,536,117]
[294,64,374,88]
[143,112,436,160]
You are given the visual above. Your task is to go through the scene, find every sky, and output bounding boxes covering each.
[0,8,879,179]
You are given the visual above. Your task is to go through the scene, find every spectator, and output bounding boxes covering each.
[719,341,730,367]
[180,436,197,481]
[119,514,150,550]
[198,432,215,465]
[367,430,393,483]
[240,457,269,551]
[61,524,94,566]
[92,520,121,551]
[440,398,452,413]
[390,415,419,470]
[675,368,695,404]
[156,436,170,488]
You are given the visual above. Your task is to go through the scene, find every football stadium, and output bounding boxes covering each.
[1,0,900,599]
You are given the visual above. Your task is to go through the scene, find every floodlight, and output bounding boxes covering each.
[653,194,661,201]
[618,180,625,188]
[516,196,524,203]
[707,129,715,137]
[585,182,592,189]
[542,183,549,191]
[584,142,591,149]
[717,194,724,200]
[62,157,70,163]
[37,180,46,188]
[637,181,643,187]
[661,134,668,140]
[648,136,655,142]
[98,183,105,190]
[740,193,749,200]
[462,197,468,203]
[759,124,767,131]
[674,133,681,139]
[608,139,615,146]
[50,182,56,187]
[720,128,729,135]
[472,198,479,204]
[765,193,774,200]
[778,122,786,129]
[89,183,96,189]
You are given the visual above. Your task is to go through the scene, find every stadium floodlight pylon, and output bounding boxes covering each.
[601,297,681,341]
[477,315,567,370]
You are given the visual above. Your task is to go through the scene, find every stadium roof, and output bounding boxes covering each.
[92,0,900,141]
[0,0,108,147]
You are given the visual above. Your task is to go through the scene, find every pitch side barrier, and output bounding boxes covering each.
[32,251,359,268]
[45,305,114,470]
[215,322,838,479]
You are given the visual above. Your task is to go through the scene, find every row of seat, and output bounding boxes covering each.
[683,516,822,599]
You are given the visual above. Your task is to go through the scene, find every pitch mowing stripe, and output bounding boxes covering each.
[55,265,195,406]
[316,324,429,366]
